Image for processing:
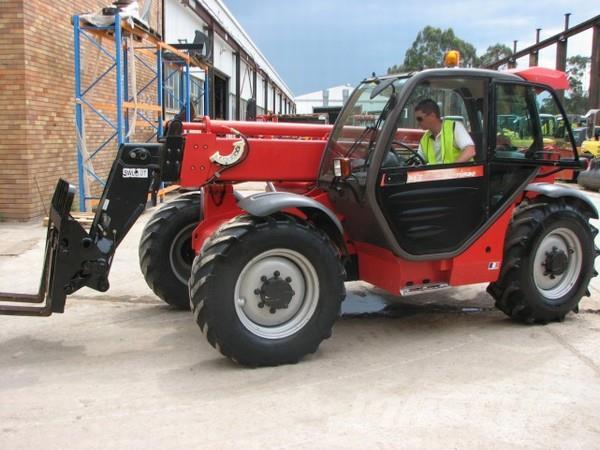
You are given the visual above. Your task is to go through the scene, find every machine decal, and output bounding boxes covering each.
[122,168,148,178]
[406,166,484,184]
[209,140,246,166]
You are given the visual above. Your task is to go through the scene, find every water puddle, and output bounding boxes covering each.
[340,290,494,319]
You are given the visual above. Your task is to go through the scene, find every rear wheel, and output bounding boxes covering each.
[488,198,598,323]
[189,214,346,366]
[139,193,202,309]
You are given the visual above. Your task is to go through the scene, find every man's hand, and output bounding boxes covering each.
[456,145,475,163]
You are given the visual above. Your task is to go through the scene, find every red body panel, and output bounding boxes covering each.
[179,118,330,187]
[355,203,515,294]
[177,117,526,291]
[511,67,570,90]
[191,184,242,252]
[191,186,339,254]
[186,117,333,139]
[179,134,327,185]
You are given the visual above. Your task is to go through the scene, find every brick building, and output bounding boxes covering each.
[0,1,163,220]
[0,0,293,220]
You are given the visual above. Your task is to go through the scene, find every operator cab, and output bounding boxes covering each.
[319,68,580,259]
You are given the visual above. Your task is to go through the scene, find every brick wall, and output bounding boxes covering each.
[0,0,28,220]
[0,1,163,220]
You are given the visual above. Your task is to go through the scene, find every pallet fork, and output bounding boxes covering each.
[0,123,184,316]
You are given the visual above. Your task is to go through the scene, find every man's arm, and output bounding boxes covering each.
[453,121,476,163]
[456,145,475,162]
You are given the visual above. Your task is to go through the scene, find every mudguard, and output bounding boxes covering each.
[525,182,599,218]
[238,191,343,234]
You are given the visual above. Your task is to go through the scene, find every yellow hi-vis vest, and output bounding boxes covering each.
[419,119,462,164]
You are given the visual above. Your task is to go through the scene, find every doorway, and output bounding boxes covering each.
[213,72,229,120]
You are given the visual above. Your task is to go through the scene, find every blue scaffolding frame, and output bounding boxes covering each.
[73,14,208,211]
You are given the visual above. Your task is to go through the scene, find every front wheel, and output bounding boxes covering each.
[488,198,598,323]
[139,193,202,309]
[189,214,346,366]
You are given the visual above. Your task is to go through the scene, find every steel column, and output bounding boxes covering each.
[235,52,241,120]
[74,16,86,212]
[115,14,125,145]
[186,61,192,121]
[555,14,570,102]
[204,70,210,117]
[157,47,164,136]
[590,23,600,109]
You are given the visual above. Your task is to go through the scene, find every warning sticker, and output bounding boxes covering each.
[123,168,148,178]
[406,166,484,184]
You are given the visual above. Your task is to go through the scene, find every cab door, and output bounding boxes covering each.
[375,77,488,257]
[377,164,487,255]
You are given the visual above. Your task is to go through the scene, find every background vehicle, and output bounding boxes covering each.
[577,110,600,190]
[581,109,600,156]
[0,67,595,367]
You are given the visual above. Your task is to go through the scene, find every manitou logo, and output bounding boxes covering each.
[122,168,148,178]
[406,166,484,183]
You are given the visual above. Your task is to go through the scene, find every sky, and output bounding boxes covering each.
[222,0,599,96]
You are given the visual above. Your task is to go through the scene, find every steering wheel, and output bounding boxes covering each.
[392,140,426,166]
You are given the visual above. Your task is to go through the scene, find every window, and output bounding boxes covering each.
[398,87,473,131]
[493,83,536,159]
[164,66,181,113]
[393,77,485,165]
[493,84,572,162]
[190,76,204,117]
[535,88,573,158]
[240,98,247,121]
[229,93,237,119]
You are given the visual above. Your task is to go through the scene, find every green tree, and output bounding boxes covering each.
[479,43,513,68]
[387,26,478,73]
[563,55,590,115]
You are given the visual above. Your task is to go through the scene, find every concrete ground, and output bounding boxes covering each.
[1,184,600,449]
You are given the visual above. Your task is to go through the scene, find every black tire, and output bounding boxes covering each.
[139,193,203,309]
[578,157,600,190]
[488,198,598,324]
[189,214,346,367]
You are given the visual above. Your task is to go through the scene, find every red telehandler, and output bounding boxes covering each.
[1,67,597,366]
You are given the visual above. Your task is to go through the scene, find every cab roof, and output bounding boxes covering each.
[370,67,568,90]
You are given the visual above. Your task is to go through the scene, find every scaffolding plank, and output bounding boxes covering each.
[89,101,162,113]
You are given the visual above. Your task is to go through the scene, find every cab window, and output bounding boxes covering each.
[535,89,573,158]
[392,77,485,166]
[493,83,537,159]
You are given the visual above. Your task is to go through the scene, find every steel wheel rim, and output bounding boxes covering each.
[169,224,196,285]
[533,227,582,302]
[234,248,319,340]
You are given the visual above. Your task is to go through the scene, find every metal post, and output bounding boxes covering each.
[157,47,164,136]
[264,76,268,113]
[556,14,570,72]
[115,14,125,145]
[204,69,210,117]
[556,13,570,103]
[252,67,257,105]
[235,53,241,120]
[123,40,130,139]
[179,67,184,114]
[590,23,600,109]
[73,16,86,212]
[529,29,541,67]
[508,41,518,69]
[186,60,191,122]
